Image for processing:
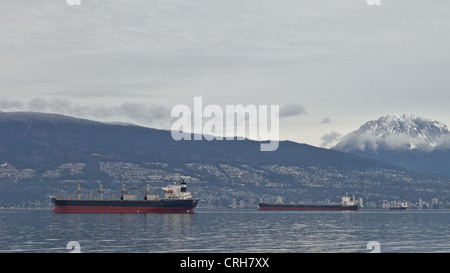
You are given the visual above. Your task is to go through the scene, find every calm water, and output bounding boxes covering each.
[0,209,448,253]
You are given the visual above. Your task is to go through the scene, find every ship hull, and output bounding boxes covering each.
[52,198,198,213]
[258,203,358,211]
[388,207,407,210]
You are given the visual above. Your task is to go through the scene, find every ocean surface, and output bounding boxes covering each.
[0,209,448,253]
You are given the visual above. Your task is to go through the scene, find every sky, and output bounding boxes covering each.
[1,0,450,148]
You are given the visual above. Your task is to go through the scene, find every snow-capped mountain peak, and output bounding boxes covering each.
[334,114,450,152]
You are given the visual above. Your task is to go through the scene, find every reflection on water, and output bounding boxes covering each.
[47,212,195,252]
[0,209,449,253]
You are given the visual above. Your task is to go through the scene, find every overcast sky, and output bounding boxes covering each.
[1,0,450,147]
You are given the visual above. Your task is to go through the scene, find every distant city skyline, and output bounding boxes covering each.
[1,0,450,148]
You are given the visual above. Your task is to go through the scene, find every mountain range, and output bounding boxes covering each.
[334,114,450,177]
[0,111,448,209]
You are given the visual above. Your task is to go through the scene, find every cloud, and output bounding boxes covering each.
[279,103,307,118]
[335,129,450,152]
[1,97,172,128]
[0,98,24,109]
[320,131,341,148]
[320,116,331,124]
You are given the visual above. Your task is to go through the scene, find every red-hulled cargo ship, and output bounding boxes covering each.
[51,180,198,213]
[258,195,358,211]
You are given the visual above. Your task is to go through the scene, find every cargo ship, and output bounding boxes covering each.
[51,180,198,213]
[388,202,408,210]
[258,195,358,211]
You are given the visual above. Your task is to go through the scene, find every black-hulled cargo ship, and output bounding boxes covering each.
[258,195,358,211]
[51,180,198,213]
